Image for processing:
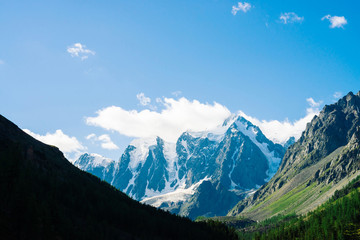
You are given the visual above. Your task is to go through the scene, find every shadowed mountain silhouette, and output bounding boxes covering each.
[0,114,237,240]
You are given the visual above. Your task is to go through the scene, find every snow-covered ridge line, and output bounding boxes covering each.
[233,117,282,180]
[74,153,114,169]
[186,114,238,142]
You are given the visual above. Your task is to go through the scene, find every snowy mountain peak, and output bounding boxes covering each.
[74,153,114,169]
[127,137,159,170]
[73,153,116,184]
[74,117,286,219]
[228,116,284,180]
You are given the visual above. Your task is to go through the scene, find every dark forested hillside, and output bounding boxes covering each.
[0,114,237,240]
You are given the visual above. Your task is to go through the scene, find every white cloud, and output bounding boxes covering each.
[136,92,151,106]
[98,134,119,150]
[67,43,95,60]
[280,12,304,24]
[23,129,85,160]
[171,91,182,97]
[232,2,251,15]
[306,97,322,108]
[322,15,347,28]
[333,91,343,100]
[86,133,119,150]
[86,97,231,142]
[86,133,96,140]
[156,97,164,104]
[239,98,322,144]
[86,94,323,146]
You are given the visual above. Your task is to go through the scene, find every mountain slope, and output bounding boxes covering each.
[0,114,237,240]
[228,91,360,221]
[174,118,285,218]
[246,175,360,240]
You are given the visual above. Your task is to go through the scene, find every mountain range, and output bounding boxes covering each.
[74,115,286,219]
[0,114,237,240]
[75,91,360,225]
[2,90,360,239]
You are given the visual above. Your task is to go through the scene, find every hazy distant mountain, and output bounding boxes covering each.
[76,115,285,219]
[73,152,115,183]
[283,136,295,149]
[228,91,360,221]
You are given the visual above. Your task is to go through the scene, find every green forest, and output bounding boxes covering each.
[234,175,360,240]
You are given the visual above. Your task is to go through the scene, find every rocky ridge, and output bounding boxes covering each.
[228,91,360,220]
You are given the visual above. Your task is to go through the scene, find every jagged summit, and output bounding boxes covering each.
[75,114,285,219]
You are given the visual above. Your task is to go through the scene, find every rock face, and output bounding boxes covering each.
[228,91,360,221]
[76,115,285,219]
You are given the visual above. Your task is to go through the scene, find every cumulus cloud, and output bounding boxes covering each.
[136,92,151,106]
[232,2,251,15]
[23,129,85,160]
[86,133,119,150]
[279,12,304,24]
[86,97,231,142]
[239,98,323,144]
[322,15,347,28]
[98,135,119,150]
[86,94,323,146]
[67,43,95,60]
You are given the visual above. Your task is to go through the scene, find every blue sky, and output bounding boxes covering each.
[1,0,359,160]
